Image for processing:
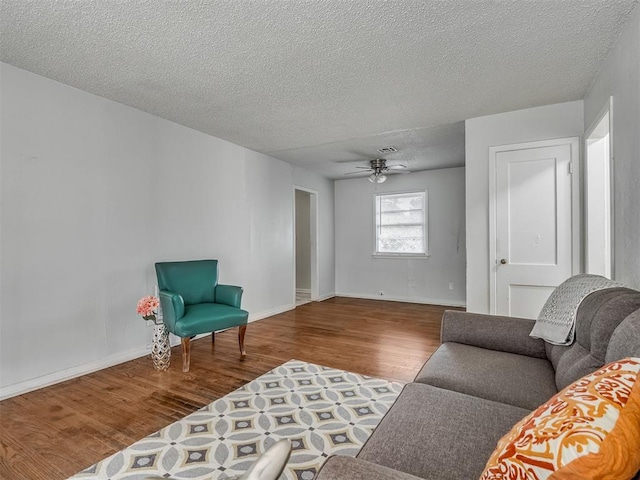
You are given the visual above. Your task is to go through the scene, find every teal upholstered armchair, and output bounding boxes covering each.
[155,260,249,372]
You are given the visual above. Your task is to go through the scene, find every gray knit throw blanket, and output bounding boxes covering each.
[530,274,624,346]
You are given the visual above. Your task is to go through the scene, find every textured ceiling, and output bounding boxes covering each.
[1,1,637,179]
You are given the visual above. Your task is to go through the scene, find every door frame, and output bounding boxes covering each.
[488,137,581,314]
[293,186,319,303]
[584,97,614,278]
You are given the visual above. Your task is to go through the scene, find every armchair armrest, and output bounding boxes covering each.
[441,310,547,358]
[215,284,244,308]
[159,290,185,333]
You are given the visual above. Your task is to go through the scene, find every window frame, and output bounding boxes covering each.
[372,190,429,258]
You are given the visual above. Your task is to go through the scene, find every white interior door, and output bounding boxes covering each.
[490,138,579,318]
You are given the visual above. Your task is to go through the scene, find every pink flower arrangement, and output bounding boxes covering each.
[137,295,159,322]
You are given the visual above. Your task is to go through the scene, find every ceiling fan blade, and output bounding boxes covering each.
[386,165,407,170]
[355,166,373,169]
[344,170,373,175]
[387,169,411,174]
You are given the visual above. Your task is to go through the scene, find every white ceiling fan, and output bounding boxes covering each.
[344,158,411,183]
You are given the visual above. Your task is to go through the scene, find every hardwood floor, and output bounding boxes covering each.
[0,297,453,480]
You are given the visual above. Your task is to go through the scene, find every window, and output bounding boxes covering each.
[374,191,428,256]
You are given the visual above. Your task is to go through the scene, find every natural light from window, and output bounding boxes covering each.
[374,191,428,256]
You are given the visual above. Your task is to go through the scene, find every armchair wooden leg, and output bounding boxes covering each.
[211,332,215,344]
[239,325,247,358]
[181,337,191,372]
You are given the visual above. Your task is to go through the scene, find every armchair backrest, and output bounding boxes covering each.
[155,260,219,306]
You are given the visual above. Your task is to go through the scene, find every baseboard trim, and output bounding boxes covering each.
[295,288,311,294]
[316,292,336,302]
[249,303,295,322]
[0,303,297,400]
[0,347,151,401]
[336,292,466,308]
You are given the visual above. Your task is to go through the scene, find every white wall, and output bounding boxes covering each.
[335,167,466,306]
[295,190,311,290]
[465,101,584,313]
[584,4,640,289]
[0,62,335,397]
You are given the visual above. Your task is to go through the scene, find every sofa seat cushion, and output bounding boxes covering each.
[414,342,557,410]
[316,456,427,480]
[357,383,530,480]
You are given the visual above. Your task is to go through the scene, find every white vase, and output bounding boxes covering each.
[151,323,171,371]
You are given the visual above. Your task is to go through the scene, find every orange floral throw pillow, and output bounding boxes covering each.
[480,357,640,480]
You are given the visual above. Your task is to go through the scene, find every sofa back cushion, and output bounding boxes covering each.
[481,357,640,480]
[607,310,640,363]
[546,287,640,390]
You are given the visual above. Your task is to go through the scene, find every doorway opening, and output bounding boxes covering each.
[294,187,318,306]
[585,99,613,278]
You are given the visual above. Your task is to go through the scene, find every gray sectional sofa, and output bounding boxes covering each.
[316,286,640,480]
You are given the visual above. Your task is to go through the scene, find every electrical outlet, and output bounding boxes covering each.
[378,291,384,296]
[449,282,455,291]
[145,343,152,350]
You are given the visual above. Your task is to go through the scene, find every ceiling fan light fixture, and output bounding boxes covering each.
[348,158,409,182]
[369,173,387,183]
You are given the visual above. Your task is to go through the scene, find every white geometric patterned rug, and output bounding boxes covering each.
[69,360,404,480]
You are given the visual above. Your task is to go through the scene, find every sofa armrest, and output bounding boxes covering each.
[159,290,185,333]
[441,310,547,358]
[316,456,425,480]
[215,284,244,308]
